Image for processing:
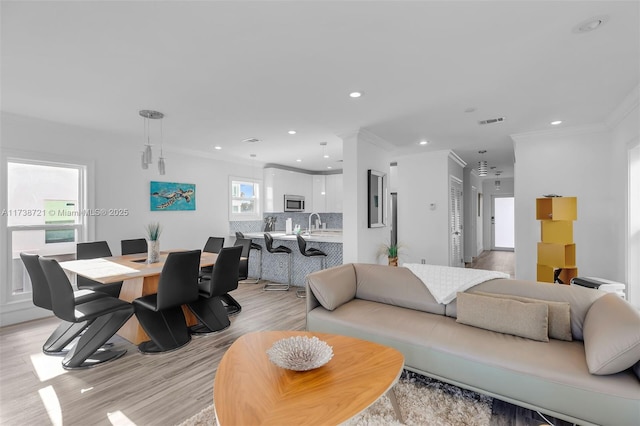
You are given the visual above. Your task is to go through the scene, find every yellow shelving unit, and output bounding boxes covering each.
[536,197,577,284]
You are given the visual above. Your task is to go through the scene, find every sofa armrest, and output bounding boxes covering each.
[306,263,357,314]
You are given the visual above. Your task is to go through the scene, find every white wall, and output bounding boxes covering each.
[482,178,514,251]
[463,167,479,263]
[512,125,621,283]
[341,129,392,264]
[1,112,255,325]
[395,150,451,266]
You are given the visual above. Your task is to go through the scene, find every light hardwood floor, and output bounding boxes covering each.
[1,272,570,426]
[0,282,306,425]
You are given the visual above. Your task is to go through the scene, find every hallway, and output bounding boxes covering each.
[467,250,515,278]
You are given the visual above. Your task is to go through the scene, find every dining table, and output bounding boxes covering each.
[59,250,218,345]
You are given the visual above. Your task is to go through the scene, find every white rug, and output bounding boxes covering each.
[178,371,493,426]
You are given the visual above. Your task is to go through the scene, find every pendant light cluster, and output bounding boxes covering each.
[140,110,166,175]
[477,150,488,177]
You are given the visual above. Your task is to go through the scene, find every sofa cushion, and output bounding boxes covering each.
[456,292,549,342]
[473,291,572,341]
[354,264,445,315]
[583,293,640,375]
[307,264,356,311]
[446,279,602,340]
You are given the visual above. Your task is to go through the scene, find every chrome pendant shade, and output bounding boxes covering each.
[140,110,166,175]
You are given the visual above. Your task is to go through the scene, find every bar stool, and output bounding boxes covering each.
[296,235,327,298]
[236,231,262,283]
[263,233,291,291]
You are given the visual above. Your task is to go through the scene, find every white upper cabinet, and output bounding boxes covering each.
[263,167,313,212]
[325,174,343,212]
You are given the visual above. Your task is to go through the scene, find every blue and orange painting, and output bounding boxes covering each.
[150,181,196,211]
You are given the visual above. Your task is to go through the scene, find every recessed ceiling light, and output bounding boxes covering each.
[327,166,333,169]
[288,130,296,135]
[419,140,428,145]
[296,158,302,162]
[551,120,562,125]
[349,91,363,98]
[213,146,222,150]
[242,138,260,143]
[573,16,608,33]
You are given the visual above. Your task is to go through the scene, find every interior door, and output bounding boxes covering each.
[449,177,464,267]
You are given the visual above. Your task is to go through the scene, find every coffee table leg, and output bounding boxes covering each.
[387,387,403,422]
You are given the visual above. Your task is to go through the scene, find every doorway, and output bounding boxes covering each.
[492,196,514,251]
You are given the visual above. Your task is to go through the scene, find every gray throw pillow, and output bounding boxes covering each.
[473,291,572,341]
[456,292,549,342]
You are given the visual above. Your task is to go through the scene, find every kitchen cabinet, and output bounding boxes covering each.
[311,173,343,213]
[263,167,313,212]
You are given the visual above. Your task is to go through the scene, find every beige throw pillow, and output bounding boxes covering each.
[583,293,640,375]
[456,292,549,342]
[473,291,572,341]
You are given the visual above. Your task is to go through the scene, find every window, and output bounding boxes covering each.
[4,158,87,301]
[229,177,261,220]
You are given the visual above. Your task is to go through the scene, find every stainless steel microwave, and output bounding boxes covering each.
[284,194,305,212]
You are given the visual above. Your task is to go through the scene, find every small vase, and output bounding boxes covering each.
[388,256,398,267]
[147,239,160,264]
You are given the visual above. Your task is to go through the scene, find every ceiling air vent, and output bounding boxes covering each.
[242,138,261,143]
[478,117,505,125]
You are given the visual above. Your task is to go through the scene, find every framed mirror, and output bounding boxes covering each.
[368,169,386,228]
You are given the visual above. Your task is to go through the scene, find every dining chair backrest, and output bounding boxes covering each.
[121,238,148,255]
[156,250,201,311]
[203,237,225,254]
[38,257,77,322]
[20,252,52,310]
[202,245,242,297]
[77,241,113,259]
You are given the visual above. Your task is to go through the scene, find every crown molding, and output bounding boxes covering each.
[605,84,639,129]
[449,150,467,168]
[510,123,609,144]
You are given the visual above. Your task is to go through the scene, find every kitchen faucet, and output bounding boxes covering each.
[307,212,322,236]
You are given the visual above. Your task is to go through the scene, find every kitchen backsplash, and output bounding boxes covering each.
[230,212,342,234]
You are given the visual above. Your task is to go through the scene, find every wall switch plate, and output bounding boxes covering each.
[421,259,426,264]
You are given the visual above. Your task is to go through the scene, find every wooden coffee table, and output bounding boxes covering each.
[213,330,404,425]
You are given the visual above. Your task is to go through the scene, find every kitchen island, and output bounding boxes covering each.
[242,231,343,287]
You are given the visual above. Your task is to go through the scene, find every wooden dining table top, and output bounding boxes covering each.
[59,250,219,283]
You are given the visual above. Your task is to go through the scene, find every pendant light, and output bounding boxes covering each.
[139,110,165,174]
[477,150,488,177]
[158,116,166,175]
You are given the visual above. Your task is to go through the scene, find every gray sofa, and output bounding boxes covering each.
[305,263,640,426]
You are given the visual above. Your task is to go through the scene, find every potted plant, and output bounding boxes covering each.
[145,222,162,264]
[380,242,401,267]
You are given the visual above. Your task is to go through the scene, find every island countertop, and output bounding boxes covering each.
[243,230,342,244]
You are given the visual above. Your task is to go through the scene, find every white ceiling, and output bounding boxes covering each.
[2,1,639,177]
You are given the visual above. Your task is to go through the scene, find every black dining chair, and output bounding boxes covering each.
[296,235,327,298]
[200,236,225,279]
[121,238,148,255]
[132,250,201,354]
[21,252,107,355]
[38,257,134,369]
[76,241,123,298]
[188,245,242,334]
[235,232,261,283]
[263,233,291,291]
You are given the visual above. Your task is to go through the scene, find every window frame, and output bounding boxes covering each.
[1,150,93,305]
[229,176,262,221]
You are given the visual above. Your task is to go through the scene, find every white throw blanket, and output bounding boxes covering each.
[403,263,510,304]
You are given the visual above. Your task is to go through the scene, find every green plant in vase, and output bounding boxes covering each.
[380,242,401,267]
[145,222,162,264]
